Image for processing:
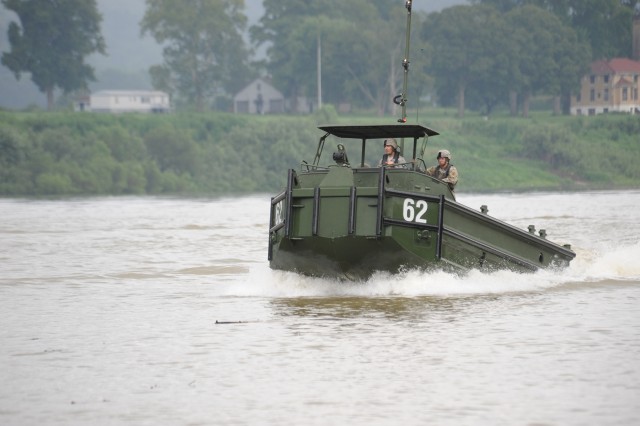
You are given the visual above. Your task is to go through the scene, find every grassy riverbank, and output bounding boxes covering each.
[1,109,638,196]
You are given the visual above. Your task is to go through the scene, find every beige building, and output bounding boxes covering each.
[233,78,285,114]
[233,78,315,114]
[571,11,640,116]
[571,58,640,116]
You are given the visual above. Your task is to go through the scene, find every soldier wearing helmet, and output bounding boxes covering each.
[378,138,407,168]
[425,149,458,191]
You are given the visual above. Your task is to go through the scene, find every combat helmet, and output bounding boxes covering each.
[384,138,399,151]
[437,149,451,160]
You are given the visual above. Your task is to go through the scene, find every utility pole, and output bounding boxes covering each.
[317,33,322,110]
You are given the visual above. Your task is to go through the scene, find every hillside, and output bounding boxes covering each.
[1,109,638,196]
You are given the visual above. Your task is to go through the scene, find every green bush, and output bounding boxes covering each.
[35,172,73,194]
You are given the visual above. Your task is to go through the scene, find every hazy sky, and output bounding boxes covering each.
[0,0,468,108]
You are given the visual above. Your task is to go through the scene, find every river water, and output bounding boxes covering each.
[1,191,639,426]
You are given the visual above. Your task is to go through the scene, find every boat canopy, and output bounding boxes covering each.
[317,124,439,140]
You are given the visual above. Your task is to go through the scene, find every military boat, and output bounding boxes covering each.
[267,1,575,280]
[267,124,575,279]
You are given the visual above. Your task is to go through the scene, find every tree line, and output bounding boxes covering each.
[0,110,324,195]
[1,0,639,115]
[1,109,639,196]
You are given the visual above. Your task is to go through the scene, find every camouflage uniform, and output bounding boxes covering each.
[426,149,458,191]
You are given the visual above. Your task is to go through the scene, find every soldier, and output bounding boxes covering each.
[425,149,458,191]
[378,138,407,168]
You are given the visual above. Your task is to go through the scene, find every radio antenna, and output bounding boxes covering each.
[393,0,413,123]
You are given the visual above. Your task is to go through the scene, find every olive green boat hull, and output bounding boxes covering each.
[268,166,575,280]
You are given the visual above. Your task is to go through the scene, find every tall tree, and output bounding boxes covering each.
[470,0,525,12]
[141,0,251,111]
[567,0,636,60]
[320,3,409,116]
[473,0,638,60]
[1,0,105,110]
[251,0,334,112]
[251,0,409,115]
[460,10,514,115]
[422,5,501,118]
[425,3,588,116]
[504,5,589,116]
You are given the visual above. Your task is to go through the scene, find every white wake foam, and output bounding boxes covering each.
[570,241,640,281]
[228,241,640,298]
[230,265,563,298]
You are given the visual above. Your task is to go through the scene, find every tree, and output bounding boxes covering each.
[251,0,410,116]
[319,4,409,116]
[473,0,638,60]
[461,11,514,115]
[470,0,524,12]
[422,5,502,118]
[1,0,106,110]
[566,0,636,60]
[424,3,589,117]
[141,0,251,111]
[504,5,589,116]
[251,0,334,112]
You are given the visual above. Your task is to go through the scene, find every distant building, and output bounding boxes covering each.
[78,90,170,113]
[570,58,640,116]
[571,12,640,116]
[233,78,285,114]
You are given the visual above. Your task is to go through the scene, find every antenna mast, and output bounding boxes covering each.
[393,0,413,123]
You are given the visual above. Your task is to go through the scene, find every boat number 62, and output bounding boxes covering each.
[403,198,428,224]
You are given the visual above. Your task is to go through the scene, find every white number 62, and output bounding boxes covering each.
[403,198,428,224]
